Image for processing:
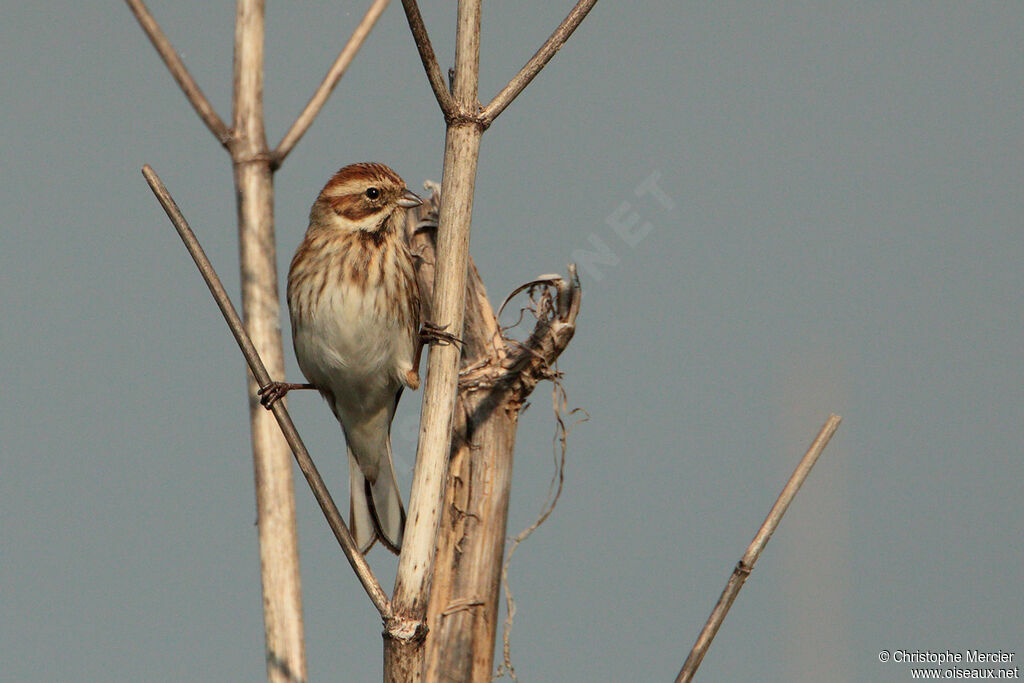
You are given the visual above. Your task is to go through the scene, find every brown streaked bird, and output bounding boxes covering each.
[261,163,423,553]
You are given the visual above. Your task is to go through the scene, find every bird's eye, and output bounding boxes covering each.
[365,187,381,200]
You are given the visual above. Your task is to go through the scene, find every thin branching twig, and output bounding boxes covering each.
[675,414,843,683]
[125,0,232,146]
[273,0,392,165]
[399,0,457,118]
[480,0,599,126]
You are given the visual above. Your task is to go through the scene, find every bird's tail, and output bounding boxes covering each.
[349,439,406,554]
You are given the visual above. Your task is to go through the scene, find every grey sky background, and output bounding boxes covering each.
[2,2,1021,681]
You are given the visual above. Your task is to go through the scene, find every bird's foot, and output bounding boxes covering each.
[257,381,314,409]
[419,321,463,347]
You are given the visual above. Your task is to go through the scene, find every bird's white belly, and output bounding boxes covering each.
[292,279,413,410]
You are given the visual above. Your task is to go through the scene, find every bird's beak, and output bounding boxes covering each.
[397,189,423,208]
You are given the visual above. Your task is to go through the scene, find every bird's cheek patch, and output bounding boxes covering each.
[330,196,378,222]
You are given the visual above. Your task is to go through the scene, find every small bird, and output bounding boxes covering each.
[261,163,423,553]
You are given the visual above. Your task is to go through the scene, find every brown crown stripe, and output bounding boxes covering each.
[323,162,404,193]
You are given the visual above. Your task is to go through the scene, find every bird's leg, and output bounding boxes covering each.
[258,381,316,409]
[407,322,464,390]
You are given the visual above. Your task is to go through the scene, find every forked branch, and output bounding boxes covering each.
[401,0,598,126]
[386,2,594,676]
[675,414,843,683]
[141,165,392,621]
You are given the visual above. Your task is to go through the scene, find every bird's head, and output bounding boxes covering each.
[310,162,422,235]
